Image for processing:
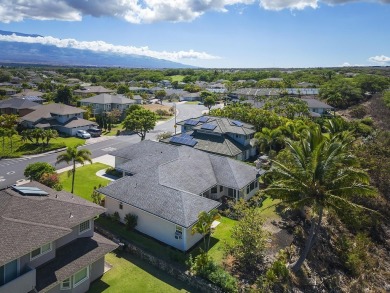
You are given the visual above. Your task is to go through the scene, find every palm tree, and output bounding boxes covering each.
[56,146,92,194]
[43,129,58,145]
[255,127,284,155]
[263,126,375,272]
[192,210,221,252]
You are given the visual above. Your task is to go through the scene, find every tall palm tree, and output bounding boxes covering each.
[56,146,92,194]
[255,127,284,155]
[263,126,375,272]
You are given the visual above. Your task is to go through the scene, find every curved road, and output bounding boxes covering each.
[0,102,211,188]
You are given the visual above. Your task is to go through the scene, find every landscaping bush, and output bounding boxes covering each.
[350,105,367,119]
[124,213,138,230]
[187,252,238,293]
[112,211,120,223]
[106,167,122,178]
[155,109,170,116]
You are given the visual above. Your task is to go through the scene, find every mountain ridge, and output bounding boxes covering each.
[0,30,194,68]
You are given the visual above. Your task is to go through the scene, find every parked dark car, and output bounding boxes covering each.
[87,128,102,137]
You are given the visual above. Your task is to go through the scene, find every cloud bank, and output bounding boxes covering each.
[0,33,220,61]
[0,0,389,23]
[369,55,390,64]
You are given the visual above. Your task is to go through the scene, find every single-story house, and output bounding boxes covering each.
[74,86,114,97]
[98,140,264,251]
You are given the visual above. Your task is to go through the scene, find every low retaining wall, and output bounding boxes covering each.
[95,225,223,293]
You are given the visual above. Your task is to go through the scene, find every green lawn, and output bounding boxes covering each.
[88,252,193,293]
[258,197,281,221]
[0,136,85,158]
[170,75,185,82]
[207,217,236,265]
[102,124,123,136]
[185,101,200,105]
[59,163,110,201]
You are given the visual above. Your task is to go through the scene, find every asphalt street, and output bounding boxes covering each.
[0,102,210,188]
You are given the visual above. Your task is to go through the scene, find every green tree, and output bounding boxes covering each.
[55,147,92,194]
[228,207,269,274]
[191,210,220,252]
[263,126,375,272]
[123,108,157,141]
[43,129,59,145]
[24,162,56,182]
[55,86,73,105]
[204,95,216,111]
[155,90,167,104]
[117,84,130,95]
[255,127,284,155]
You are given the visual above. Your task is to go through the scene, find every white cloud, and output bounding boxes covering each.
[0,0,389,23]
[369,55,390,64]
[0,33,220,61]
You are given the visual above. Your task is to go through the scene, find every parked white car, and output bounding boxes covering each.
[76,130,91,139]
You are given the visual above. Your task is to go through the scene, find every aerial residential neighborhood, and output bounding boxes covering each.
[1,1,390,292]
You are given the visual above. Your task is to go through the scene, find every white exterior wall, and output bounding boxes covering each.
[105,197,200,251]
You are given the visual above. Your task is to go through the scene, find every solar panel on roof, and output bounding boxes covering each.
[232,120,243,127]
[180,133,193,139]
[199,116,209,123]
[201,123,217,130]
[185,119,199,126]
[169,136,197,147]
[12,185,48,196]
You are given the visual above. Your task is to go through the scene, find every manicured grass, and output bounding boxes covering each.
[170,75,185,82]
[88,252,192,293]
[59,163,110,201]
[185,101,200,105]
[258,197,282,221]
[0,136,85,158]
[208,216,237,265]
[102,124,123,136]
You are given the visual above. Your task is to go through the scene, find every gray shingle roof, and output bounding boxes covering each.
[0,97,40,109]
[102,141,260,226]
[35,233,117,292]
[80,94,135,105]
[62,117,97,128]
[98,170,220,228]
[21,103,85,123]
[0,182,105,266]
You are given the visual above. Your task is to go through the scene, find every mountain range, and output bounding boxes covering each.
[0,30,192,68]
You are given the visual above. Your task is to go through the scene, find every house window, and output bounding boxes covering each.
[60,278,71,290]
[175,225,183,239]
[30,243,52,260]
[246,186,250,194]
[119,202,123,210]
[211,186,217,193]
[219,186,223,192]
[79,220,91,234]
[73,267,89,288]
[0,259,18,285]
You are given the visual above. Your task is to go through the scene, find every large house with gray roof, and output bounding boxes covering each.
[163,116,257,161]
[98,140,263,251]
[79,94,136,118]
[0,181,117,293]
[20,103,97,136]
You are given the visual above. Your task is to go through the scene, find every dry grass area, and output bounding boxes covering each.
[142,104,173,113]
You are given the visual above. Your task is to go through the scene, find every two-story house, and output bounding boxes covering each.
[98,140,264,252]
[73,86,114,97]
[79,94,135,119]
[19,103,97,136]
[0,98,40,116]
[163,116,257,161]
[0,182,117,293]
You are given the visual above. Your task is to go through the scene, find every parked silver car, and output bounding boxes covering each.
[76,130,91,139]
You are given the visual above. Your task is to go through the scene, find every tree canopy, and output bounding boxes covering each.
[123,108,157,141]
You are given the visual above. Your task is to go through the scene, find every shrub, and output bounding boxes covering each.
[349,105,367,119]
[187,252,238,293]
[124,213,138,230]
[91,184,104,205]
[106,167,122,178]
[24,162,56,181]
[155,109,169,116]
[40,172,62,190]
[116,129,121,136]
[112,211,120,223]
[156,131,173,141]
[257,250,289,291]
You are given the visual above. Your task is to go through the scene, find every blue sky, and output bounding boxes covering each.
[0,0,389,68]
